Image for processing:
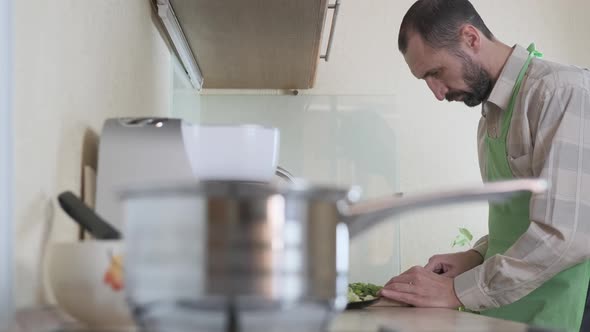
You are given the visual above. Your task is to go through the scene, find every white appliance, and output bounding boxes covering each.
[95,117,284,230]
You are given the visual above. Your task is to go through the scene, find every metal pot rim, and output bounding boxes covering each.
[119,180,362,202]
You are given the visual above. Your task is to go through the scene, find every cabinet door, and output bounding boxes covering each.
[168,0,330,89]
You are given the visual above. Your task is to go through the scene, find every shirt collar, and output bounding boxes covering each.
[485,44,530,111]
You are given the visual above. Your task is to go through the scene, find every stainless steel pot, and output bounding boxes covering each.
[121,178,546,332]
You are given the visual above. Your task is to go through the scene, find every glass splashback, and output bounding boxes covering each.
[173,94,401,284]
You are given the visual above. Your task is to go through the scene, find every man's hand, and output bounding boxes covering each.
[379,266,462,308]
[424,250,484,277]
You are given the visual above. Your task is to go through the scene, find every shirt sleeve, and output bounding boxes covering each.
[470,235,488,258]
[454,84,590,311]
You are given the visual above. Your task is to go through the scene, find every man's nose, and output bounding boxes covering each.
[425,78,447,101]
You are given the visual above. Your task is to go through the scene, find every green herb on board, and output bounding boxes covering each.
[347,282,382,302]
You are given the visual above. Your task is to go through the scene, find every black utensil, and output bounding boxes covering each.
[57,191,122,240]
[346,297,380,310]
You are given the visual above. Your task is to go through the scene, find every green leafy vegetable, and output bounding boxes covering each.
[348,282,382,302]
[347,288,361,303]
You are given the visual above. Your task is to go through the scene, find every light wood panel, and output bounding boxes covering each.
[170,0,329,89]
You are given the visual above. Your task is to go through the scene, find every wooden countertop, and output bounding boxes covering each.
[329,307,530,332]
[9,306,532,332]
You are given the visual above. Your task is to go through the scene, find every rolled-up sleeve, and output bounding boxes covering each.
[470,235,488,258]
[455,84,590,311]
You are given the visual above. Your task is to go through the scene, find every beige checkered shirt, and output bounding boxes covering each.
[454,44,590,310]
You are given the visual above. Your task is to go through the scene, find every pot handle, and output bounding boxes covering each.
[340,178,547,238]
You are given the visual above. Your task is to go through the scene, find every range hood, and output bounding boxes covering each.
[154,0,340,90]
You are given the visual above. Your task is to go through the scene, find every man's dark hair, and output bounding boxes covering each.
[398,0,494,54]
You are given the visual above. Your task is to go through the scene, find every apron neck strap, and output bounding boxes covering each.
[500,43,543,137]
[526,43,543,58]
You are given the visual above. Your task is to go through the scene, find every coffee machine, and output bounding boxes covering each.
[95,117,290,230]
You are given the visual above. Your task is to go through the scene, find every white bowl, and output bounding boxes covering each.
[45,241,134,329]
[182,124,280,182]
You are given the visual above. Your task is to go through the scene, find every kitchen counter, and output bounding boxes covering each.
[329,306,532,332]
[9,305,536,332]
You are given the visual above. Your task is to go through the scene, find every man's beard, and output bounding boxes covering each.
[445,51,493,107]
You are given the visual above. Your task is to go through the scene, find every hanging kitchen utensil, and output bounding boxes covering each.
[58,191,122,240]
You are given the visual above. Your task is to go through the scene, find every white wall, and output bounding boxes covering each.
[187,0,590,278]
[14,0,172,307]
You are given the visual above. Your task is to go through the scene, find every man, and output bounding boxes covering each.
[379,1,590,331]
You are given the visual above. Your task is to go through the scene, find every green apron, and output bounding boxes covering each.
[481,43,590,332]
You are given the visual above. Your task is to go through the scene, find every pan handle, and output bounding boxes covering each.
[58,191,122,240]
[340,178,548,238]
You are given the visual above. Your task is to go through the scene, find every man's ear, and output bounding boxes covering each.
[459,24,481,53]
